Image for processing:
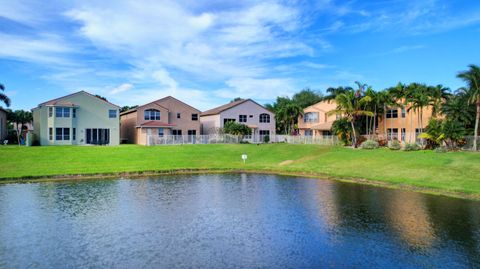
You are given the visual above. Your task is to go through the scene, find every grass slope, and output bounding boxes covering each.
[0,144,479,196]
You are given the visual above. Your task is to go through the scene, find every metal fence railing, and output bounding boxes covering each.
[146,134,340,146]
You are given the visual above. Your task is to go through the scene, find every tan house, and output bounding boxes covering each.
[120,96,201,145]
[298,100,338,137]
[377,105,435,143]
[32,91,121,146]
[200,99,275,141]
[0,107,7,142]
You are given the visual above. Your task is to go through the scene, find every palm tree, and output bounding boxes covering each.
[0,83,11,107]
[322,86,353,102]
[408,83,430,144]
[428,84,451,118]
[457,64,480,151]
[441,88,474,127]
[328,89,373,147]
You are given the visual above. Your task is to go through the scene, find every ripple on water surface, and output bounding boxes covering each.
[0,173,479,268]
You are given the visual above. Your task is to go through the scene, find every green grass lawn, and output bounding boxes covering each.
[1,144,479,197]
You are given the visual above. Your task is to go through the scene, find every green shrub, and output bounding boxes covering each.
[360,139,379,149]
[388,140,401,150]
[263,135,270,143]
[404,143,420,151]
[434,146,448,153]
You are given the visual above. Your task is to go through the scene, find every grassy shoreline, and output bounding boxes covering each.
[1,144,479,200]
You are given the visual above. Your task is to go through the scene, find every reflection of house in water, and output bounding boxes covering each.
[311,180,341,230]
[385,191,434,249]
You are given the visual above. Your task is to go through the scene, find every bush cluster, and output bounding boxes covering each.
[360,139,379,149]
[388,140,401,150]
[403,143,420,151]
[434,146,448,153]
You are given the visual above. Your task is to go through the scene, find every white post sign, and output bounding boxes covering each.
[242,154,248,164]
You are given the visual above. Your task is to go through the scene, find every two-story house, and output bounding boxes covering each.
[119,96,201,145]
[32,91,121,146]
[200,99,275,141]
[298,101,338,137]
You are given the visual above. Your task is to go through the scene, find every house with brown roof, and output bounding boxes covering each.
[200,99,275,141]
[298,100,338,137]
[0,107,7,142]
[119,96,201,145]
[32,91,121,146]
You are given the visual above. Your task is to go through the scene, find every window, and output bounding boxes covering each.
[49,128,53,140]
[249,115,253,118]
[158,128,164,137]
[73,128,76,140]
[191,114,198,121]
[401,128,406,141]
[259,113,270,123]
[86,128,110,145]
[144,109,160,120]
[386,109,398,118]
[239,115,247,123]
[304,130,313,136]
[303,112,319,123]
[73,108,76,118]
[387,128,399,140]
[224,118,235,125]
[55,107,70,118]
[48,107,53,117]
[188,130,196,135]
[109,109,117,118]
[177,113,181,119]
[259,130,270,136]
[172,129,182,136]
[55,128,70,140]
[401,108,406,118]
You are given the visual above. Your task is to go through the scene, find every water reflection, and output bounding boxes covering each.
[0,174,479,268]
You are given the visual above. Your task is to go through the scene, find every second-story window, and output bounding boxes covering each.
[109,110,117,118]
[303,112,319,123]
[401,108,406,118]
[55,107,70,118]
[48,107,53,117]
[191,114,198,121]
[177,113,181,119]
[386,108,398,118]
[259,113,270,123]
[239,115,247,123]
[73,108,76,118]
[144,109,160,120]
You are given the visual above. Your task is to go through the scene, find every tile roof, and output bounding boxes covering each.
[138,121,176,128]
[200,99,251,116]
[38,91,120,108]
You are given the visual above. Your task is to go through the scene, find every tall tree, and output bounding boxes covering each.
[457,64,480,151]
[328,89,373,147]
[0,83,11,107]
[7,110,32,145]
[291,88,322,108]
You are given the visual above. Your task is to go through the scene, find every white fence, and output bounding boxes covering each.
[146,134,339,146]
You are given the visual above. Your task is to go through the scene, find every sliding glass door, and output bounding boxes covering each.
[85,128,110,145]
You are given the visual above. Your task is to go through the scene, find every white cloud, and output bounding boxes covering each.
[215,77,296,100]
[110,83,133,95]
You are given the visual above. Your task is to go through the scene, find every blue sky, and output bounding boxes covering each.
[1,0,480,111]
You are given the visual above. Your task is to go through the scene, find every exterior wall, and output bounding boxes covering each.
[155,97,201,135]
[377,105,435,143]
[201,100,276,137]
[33,92,120,146]
[298,101,337,136]
[120,111,137,143]
[200,114,221,135]
[0,109,7,141]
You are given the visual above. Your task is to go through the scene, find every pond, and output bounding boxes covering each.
[0,174,479,268]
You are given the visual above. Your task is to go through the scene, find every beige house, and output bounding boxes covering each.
[298,101,338,137]
[120,96,201,145]
[0,107,7,142]
[200,99,275,141]
[32,91,120,146]
[377,105,435,143]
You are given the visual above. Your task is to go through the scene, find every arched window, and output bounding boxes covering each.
[303,112,319,123]
[259,113,270,123]
[144,109,160,120]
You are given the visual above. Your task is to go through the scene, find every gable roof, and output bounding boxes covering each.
[120,96,201,116]
[201,99,272,116]
[38,91,120,108]
[0,107,6,113]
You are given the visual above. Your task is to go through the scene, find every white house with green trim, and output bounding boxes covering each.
[32,91,120,146]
